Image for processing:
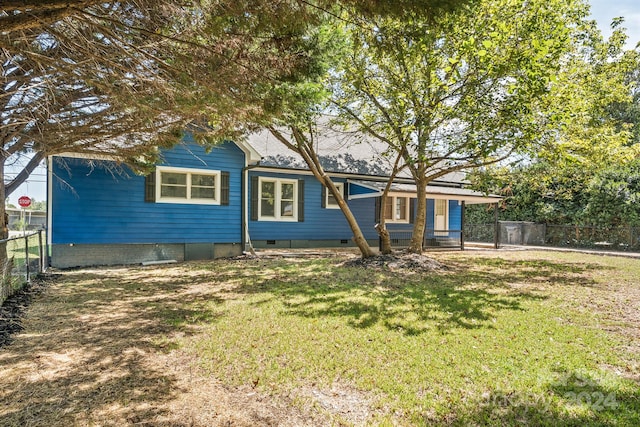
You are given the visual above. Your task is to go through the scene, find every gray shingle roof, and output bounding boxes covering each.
[245,128,395,176]
[245,127,468,185]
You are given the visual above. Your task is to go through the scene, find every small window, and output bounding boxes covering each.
[326,183,344,209]
[396,197,407,221]
[258,178,298,221]
[156,166,220,204]
[383,195,410,223]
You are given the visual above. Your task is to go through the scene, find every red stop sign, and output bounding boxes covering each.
[18,196,31,208]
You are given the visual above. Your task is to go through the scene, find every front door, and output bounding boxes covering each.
[434,199,448,236]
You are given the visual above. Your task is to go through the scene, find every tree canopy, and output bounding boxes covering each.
[331,0,591,252]
[467,16,640,228]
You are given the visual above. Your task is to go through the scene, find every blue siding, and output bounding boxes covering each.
[51,139,245,244]
[448,200,462,230]
[349,182,380,197]
[426,199,435,229]
[248,172,379,241]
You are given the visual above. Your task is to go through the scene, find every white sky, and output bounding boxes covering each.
[7,0,640,207]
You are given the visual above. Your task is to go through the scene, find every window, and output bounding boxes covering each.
[383,195,410,223]
[325,183,344,209]
[395,197,407,221]
[259,178,298,221]
[155,166,220,204]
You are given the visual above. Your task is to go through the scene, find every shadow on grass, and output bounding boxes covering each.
[0,265,225,426]
[451,369,640,426]
[231,256,607,335]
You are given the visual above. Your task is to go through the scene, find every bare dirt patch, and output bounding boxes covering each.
[0,266,329,427]
[0,274,53,348]
[300,383,374,425]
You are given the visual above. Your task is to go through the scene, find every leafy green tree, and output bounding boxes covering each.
[536,17,640,169]
[334,0,588,253]
[582,159,640,227]
[250,1,477,258]
[468,17,640,227]
[469,162,592,224]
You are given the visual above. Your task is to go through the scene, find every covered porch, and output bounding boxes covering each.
[347,180,501,250]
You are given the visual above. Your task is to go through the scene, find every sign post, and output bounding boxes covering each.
[18,196,31,235]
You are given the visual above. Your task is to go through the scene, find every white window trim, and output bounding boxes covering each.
[258,177,298,221]
[384,194,411,224]
[325,183,344,209]
[155,166,221,205]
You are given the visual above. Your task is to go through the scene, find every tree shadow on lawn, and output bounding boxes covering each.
[451,368,640,426]
[233,256,608,335]
[0,266,225,426]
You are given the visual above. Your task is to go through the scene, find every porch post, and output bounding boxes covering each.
[493,202,499,249]
[460,201,465,251]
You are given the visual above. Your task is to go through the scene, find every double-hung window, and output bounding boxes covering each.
[259,178,298,221]
[383,195,410,223]
[325,183,344,209]
[156,166,220,204]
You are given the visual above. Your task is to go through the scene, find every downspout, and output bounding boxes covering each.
[242,162,261,255]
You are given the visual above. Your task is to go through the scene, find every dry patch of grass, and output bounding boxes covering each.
[0,250,638,426]
[0,266,323,426]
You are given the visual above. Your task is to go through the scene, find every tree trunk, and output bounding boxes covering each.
[374,151,405,255]
[5,151,46,197]
[0,158,13,288]
[375,222,392,254]
[376,187,393,255]
[267,126,375,259]
[0,159,7,241]
[408,177,427,253]
[323,176,375,258]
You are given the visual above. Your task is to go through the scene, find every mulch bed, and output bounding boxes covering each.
[0,274,54,348]
[342,250,447,272]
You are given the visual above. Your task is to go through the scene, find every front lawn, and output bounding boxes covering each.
[0,250,638,426]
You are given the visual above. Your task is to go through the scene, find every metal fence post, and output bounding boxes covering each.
[38,230,44,273]
[24,234,30,283]
[493,203,499,249]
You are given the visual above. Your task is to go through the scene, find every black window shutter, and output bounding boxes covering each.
[321,185,326,208]
[409,198,416,224]
[374,197,381,223]
[144,171,156,202]
[298,179,305,222]
[221,171,230,205]
[344,182,349,200]
[250,176,259,221]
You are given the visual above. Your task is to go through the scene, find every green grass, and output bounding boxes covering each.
[161,251,639,426]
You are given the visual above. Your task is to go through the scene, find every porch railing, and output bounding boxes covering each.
[0,230,46,306]
[384,229,464,250]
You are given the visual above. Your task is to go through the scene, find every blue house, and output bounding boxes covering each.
[47,130,500,268]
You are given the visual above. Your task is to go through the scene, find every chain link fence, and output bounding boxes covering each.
[0,230,46,306]
[465,222,640,252]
